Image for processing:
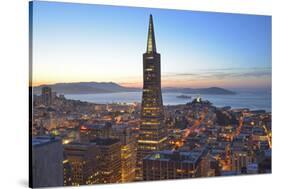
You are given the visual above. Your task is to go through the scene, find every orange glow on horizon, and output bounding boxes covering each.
[32,78,270,90]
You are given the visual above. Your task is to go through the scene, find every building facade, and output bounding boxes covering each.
[31,136,64,187]
[231,149,252,173]
[143,149,204,180]
[63,142,100,186]
[136,14,167,180]
[112,125,137,182]
[90,138,122,184]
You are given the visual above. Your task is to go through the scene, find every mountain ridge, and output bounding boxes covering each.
[33,82,236,95]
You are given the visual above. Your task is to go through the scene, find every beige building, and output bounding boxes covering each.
[112,125,137,182]
[90,138,122,184]
[64,142,100,186]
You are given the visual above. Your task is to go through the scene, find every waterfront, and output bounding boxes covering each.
[65,91,271,112]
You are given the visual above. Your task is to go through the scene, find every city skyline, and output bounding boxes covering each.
[30,2,272,187]
[32,1,271,90]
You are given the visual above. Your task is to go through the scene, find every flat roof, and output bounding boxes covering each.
[145,148,204,163]
[32,136,60,147]
[90,138,120,146]
[80,123,111,130]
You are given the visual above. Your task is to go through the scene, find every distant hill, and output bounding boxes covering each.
[162,87,236,95]
[33,82,140,94]
[33,82,236,95]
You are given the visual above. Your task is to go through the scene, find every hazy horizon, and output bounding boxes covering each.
[32,80,272,93]
[31,1,272,90]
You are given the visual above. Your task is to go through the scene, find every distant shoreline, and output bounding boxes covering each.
[63,91,271,113]
[32,82,236,95]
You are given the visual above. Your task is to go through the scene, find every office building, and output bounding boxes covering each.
[137,14,167,180]
[64,142,100,186]
[91,138,122,183]
[31,136,63,187]
[112,125,137,182]
[143,149,204,180]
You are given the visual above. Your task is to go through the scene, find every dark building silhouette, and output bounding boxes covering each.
[32,136,64,187]
[136,14,167,180]
[41,86,52,106]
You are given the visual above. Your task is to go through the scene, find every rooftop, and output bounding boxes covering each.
[144,148,205,163]
[80,123,111,131]
[90,138,120,146]
[32,136,60,147]
[64,141,96,151]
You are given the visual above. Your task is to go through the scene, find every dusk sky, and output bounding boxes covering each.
[31,1,272,90]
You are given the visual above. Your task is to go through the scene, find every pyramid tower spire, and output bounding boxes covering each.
[137,14,166,180]
[146,14,157,53]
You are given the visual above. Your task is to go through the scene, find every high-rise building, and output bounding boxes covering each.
[63,142,100,186]
[112,125,137,182]
[90,138,122,184]
[143,148,204,180]
[41,86,52,106]
[31,136,63,188]
[136,14,167,180]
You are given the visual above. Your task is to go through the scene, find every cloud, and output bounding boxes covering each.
[163,67,271,81]
[163,72,198,78]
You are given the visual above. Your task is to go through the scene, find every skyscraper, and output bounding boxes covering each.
[136,14,167,180]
